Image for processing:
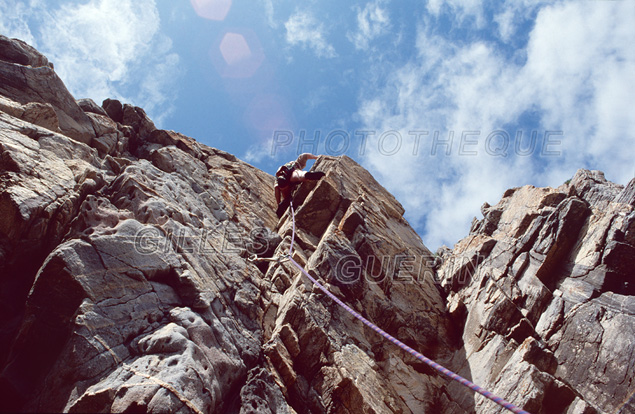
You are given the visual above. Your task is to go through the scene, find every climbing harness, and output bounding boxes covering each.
[285,201,531,414]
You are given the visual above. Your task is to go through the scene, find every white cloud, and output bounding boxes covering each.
[0,0,180,125]
[284,11,337,59]
[0,0,41,46]
[522,1,635,182]
[358,1,635,250]
[348,1,390,51]
[492,1,549,43]
[243,144,274,165]
[426,0,486,28]
[493,7,516,43]
[261,0,276,28]
[303,85,329,113]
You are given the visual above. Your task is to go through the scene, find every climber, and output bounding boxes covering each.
[274,153,325,217]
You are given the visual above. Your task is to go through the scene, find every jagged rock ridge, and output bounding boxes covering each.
[437,169,635,414]
[1,35,634,413]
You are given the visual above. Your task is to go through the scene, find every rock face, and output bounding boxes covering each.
[438,170,635,414]
[0,34,633,414]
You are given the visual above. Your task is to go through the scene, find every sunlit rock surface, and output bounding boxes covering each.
[1,34,633,414]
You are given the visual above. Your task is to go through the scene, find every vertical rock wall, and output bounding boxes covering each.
[1,34,633,414]
[438,170,635,414]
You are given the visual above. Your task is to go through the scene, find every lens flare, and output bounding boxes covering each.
[212,30,265,78]
[220,33,251,66]
[245,94,292,132]
[190,0,231,21]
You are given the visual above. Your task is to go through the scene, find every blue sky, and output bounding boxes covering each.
[1,0,634,250]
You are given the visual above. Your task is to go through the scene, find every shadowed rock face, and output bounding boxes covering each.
[0,34,633,414]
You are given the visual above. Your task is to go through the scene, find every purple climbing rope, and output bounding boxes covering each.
[287,202,531,414]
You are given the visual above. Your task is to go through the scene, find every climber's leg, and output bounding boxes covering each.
[276,197,291,218]
[290,170,307,183]
[290,170,325,183]
[305,171,325,180]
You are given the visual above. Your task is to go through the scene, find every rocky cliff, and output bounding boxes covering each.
[0,35,634,414]
[437,170,635,414]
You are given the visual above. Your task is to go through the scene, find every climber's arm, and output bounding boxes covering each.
[296,153,319,170]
